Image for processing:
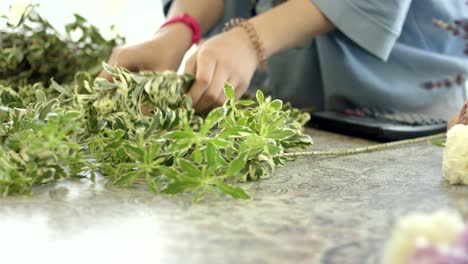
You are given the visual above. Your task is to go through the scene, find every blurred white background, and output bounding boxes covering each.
[1,0,167,44]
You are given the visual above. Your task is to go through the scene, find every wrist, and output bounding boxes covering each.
[224,19,267,70]
[231,27,260,69]
[160,13,202,45]
[249,17,276,59]
[155,23,193,53]
[250,0,334,58]
[167,0,224,34]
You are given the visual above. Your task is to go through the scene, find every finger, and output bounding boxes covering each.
[196,67,228,113]
[98,47,134,81]
[188,53,216,106]
[98,53,118,81]
[217,91,228,108]
[235,81,249,100]
[184,51,197,76]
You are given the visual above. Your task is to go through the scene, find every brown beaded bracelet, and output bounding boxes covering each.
[223,18,268,71]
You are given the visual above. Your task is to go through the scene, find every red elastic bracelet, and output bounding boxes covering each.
[161,13,201,45]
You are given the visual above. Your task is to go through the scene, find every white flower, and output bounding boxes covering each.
[443,124,468,185]
[383,210,464,264]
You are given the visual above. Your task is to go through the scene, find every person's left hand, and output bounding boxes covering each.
[184,27,259,113]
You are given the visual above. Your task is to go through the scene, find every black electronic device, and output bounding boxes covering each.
[308,108,447,141]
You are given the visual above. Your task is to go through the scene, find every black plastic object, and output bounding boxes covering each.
[308,108,447,141]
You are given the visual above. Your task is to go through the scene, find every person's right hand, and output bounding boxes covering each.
[98,24,193,80]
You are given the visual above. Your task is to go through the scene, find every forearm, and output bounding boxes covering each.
[167,0,224,34]
[250,0,334,58]
[156,0,224,59]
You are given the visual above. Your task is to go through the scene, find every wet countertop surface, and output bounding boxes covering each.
[0,128,461,264]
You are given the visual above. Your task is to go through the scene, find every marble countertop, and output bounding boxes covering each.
[0,128,461,264]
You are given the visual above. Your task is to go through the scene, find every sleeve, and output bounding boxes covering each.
[162,0,251,38]
[311,0,412,61]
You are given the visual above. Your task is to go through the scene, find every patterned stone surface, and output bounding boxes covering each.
[0,129,460,264]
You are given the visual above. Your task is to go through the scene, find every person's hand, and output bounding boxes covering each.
[184,27,258,113]
[448,101,468,130]
[98,24,192,80]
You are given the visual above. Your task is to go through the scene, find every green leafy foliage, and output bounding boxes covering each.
[0,4,124,101]
[430,139,446,147]
[0,6,313,201]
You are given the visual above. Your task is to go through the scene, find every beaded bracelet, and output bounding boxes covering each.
[223,18,268,71]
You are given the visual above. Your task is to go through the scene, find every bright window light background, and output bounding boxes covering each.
[1,0,196,72]
[1,0,166,44]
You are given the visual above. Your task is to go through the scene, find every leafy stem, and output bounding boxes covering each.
[274,133,446,159]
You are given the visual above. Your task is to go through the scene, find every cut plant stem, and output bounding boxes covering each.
[274,133,446,158]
